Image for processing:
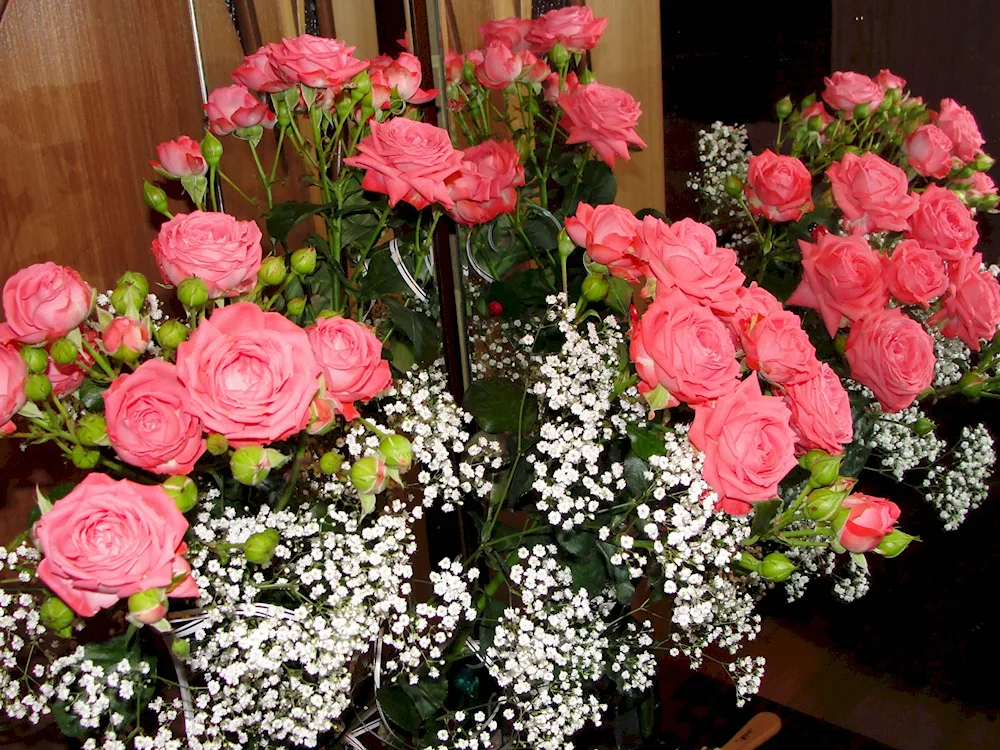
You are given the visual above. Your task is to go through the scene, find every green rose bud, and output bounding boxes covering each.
[581,275,609,302]
[24,373,52,402]
[49,338,79,366]
[350,455,387,496]
[319,451,344,475]
[760,552,797,582]
[776,96,793,120]
[736,552,761,574]
[177,277,209,309]
[462,59,477,85]
[353,69,372,97]
[75,413,108,447]
[244,528,280,565]
[954,165,976,179]
[912,417,935,436]
[807,115,824,132]
[379,434,413,470]
[276,100,292,128]
[21,347,48,374]
[117,271,150,298]
[578,67,596,85]
[286,297,306,316]
[127,588,168,626]
[958,370,985,398]
[290,248,317,275]
[801,93,817,108]
[557,228,576,260]
[143,181,170,216]
[889,104,901,118]
[171,638,191,659]
[874,529,918,559]
[201,131,223,169]
[853,102,871,120]
[206,432,229,456]
[71,445,101,469]
[981,194,1000,211]
[162,475,198,513]
[335,91,354,119]
[515,138,532,164]
[974,153,995,172]
[259,256,287,287]
[833,332,848,356]
[808,454,843,488]
[548,43,570,69]
[724,174,743,198]
[40,596,75,633]
[230,445,270,486]
[798,449,828,472]
[110,285,145,316]
[155,320,189,350]
[805,478,855,522]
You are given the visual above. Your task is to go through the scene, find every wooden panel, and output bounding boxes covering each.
[0,0,207,290]
[587,0,665,214]
[439,0,531,54]
[329,0,381,58]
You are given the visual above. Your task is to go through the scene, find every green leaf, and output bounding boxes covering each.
[401,678,449,720]
[623,453,652,498]
[378,687,421,734]
[605,276,634,316]
[51,700,90,739]
[567,548,607,596]
[358,248,411,298]
[180,174,208,207]
[478,597,509,652]
[504,267,557,306]
[463,378,535,434]
[522,213,559,250]
[78,378,106,412]
[557,530,597,557]
[841,393,876,479]
[339,210,381,248]
[389,338,416,373]
[570,160,617,211]
[749,499,782,539]
[266,201,327,245]
[626,422,666,460]
[384,299,441,365]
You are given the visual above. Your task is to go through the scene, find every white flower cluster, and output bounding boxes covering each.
[923,423,996,530]
[782,544,837,602]
[467,312,538,380]
[526,304,646,530]
[687,121,754,249]
[930,324,972,387]
[869,404,944,480]
[831,556,871,602]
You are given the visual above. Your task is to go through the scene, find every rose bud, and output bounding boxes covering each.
[49,338,79,366]
[177,277,209,309]
[117,271,150,298]
[171,639,191,660]
[259,256,287,287]
[349,455,388,496]
[808,454,843,487]
[379,434,412,470]
[24,373,52,402]
[71,445,100,469]
[102,317,151,362]
[776,96,793,120]
[151,136,207,179]
[874,529,918,559]
[286,297,306,316]
[127,588,168,627]
[206,433,229,456]
[143,181,170,216]
[21,347,48,374]
[230,445,287,486]
[291,248,317,275]
[75,413,109,447]
[40,596,75,637]
[760,552,797,582]
[162,475,198,513]
[912,417,935,436]
[833,493,900,553]
[200,131,224,168]
[805,478,855,522]
[319,451,344,475]
[724,174,743,198]
[155,320,189,350]
[244,528,280,565]
[111,284,145,317]
[581,275,609,302]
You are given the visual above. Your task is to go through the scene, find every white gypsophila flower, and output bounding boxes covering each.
[868,403,945,480]
[686,121,754,250]
[923,423,996,530]
[466,312,541,380]
[782,544,837,602]
[831,556,871,602]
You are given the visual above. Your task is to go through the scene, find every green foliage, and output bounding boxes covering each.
[357,248,410,298]
[463,378,536,435]
[604,276,634,316]
[266,201,329,245]
[625,422,666,460]
[78,378,106,412]
[384,299,441,365]
[749,499,782,540]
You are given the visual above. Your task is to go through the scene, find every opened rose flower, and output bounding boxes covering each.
[151,135,207,179]
[0,343,27,435]
[711,282,785,343]
[479,18,533,53]
[781,363,854,455]
[232,43,287,93]
[826,152,918,233]
[822,71,884,115]
[565,202,646,282]
[204,84,276,135]
[835,494,901,553]
[2,262,93,344]
[269,34,368,91]
[744,149,814,222]
[882,239,948,307]
[905,184,979,264]
[739,309,821,386]
[101,316,150,360]
[526,6,608,53]
[559,82,646,167]
[368,52,437,108]
[933,98,985,163]
[446,139,525,226]
[904,124,954,179]
[476,41,523,90]
[928,256,1000,351]
[307,316,391,422]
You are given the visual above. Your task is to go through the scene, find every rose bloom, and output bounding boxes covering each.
[739,309,821,386]
[204,84,276,136]
[102,316,150,359]
[690,375,798,515]
[876,69,906,90]
[630,289,741,407]
[0,343,27,434]
[526,6,608,53]
[33,474,198,617]
[559,82,647,167]
[307,316,391,422]
[445,140,525,226]
[827,152,918,233]
[882,239,948,307]
[782,362,854,456]
[787,233,888,337]
[642,216,745,306]
[444,51,464,85]
[517,49,550,84]
[232,43,287,93]
[104,359,206,475]
[269,34,368,91]
[176,302,320,446]
[543,70,577,104]
[903,125,954,179]
[744,149,814,222]
[960,171,998,201]
[367,53,437,108]
[46,359,84,398]
[905,184,979,264]
[836,493,901,553]
[801,102,834,129]
[479,18,533,53]
[845,307,935,413]
[344,118,464,210]
[933,98,985,163]
[2,262,93,344]
[152,211,262,298]
[928,257,1000,351]
[711,281,784,343]
[151,136,207,179]
[475,41,523,90]
[565,202,646,283]
[821,71,884,116]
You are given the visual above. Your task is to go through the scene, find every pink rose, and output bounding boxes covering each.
[876,69,906,91]
[928,257,1000,351]
[782,363,854,455]
[801,101,834,128]
[543,70,577,104]
[559,83,646,167]
[960,171,998,201]
[690,375,798,515]
[151,135,207,178]
[2,262,93,344]
[904,125,954,179]
[711,281,784,342]
[516,50,550,84]
[882,240,947,307]
[46,359,84,398]
[33,474,198,617]
[344,118,464,210]
[821,71,884,116]
[905,185,979,264]
[367,53,437,108]
[933,98,985,163]
[744,149,814,222]
[479,18,533,53]
[526,6,608,54]
[565,203,646,283]
[176,302,320,446]
[826,152,918,233]
[269,35,368,91]
[232,44,288,93]
[845,307,935,413]
[446,140,525,226]
[630,289,741,407]
[102,317,150,360]
[204,84,276,136]
[739,309,820,386]
[835,493,900,553]
[152,211,262,298]
[307,316,391,422]
[476,41,522,90]
[641,217,745,306]
[0,343,27,434]
[104,360,206,475]
[445,51,464,85]
[787,233,888,337]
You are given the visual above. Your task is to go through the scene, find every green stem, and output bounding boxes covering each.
[275,431,309,512]
[249,141,273,209]
[218,170,259,208]
[481,388,530,543]
[81,340,115,380]
[269,127,287,184]
[208,167,219,212]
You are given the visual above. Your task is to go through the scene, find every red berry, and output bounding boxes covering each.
[488,301,503,316]
[808,223,829,241]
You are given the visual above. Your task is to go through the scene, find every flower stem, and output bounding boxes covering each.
[275,431,309,512]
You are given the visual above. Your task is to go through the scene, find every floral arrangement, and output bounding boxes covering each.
[1,7,998,750]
